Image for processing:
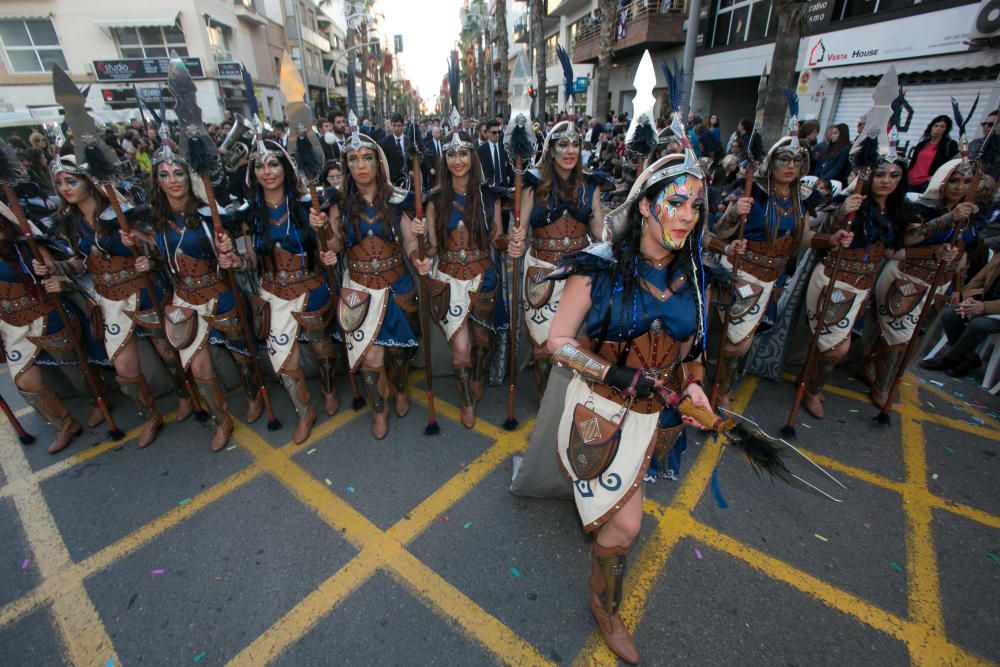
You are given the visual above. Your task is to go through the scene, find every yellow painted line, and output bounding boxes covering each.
[898,381,945,635]
[0,417,118,665]
[387,420,533,545]
[387,543,555,666]
[572,377,759,667]
[931,496,1000,531]
[287,401,369,449]
[919,381,1000,432]
[227,547,382,666]
[408,386,513,441]
[682,513,992,667]
[15,405,31,417]
[907,409,1000,442]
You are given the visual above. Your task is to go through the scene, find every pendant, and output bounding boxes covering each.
[650,319,663,336]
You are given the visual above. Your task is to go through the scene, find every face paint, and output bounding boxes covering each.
[554,138,580,156]
[445,147,472,161]
[649,175,703,250]
[254,157,284,175]
[773,153,804,168]
[157,164,188,183]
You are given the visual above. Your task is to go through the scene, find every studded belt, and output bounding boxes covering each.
[441,248,488,265]
[348,254,402,275]
[262,268,321,286]
[530,235,588,263]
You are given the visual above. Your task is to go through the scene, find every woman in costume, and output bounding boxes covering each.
[519,120,605,395]
[217,139,338,444]
[134,141,262,451]
[411,130,518,428]
[0,202,110,453]
[311,126,420,439]
[708,134,851,409]
[34,156,197,448]
[859,158,974,405]
[547,150,713,665]
[799,155,916,417]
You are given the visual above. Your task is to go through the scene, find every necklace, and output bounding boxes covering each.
[642,253,672,270]
[265,198,284,209]
[639,275,685,301]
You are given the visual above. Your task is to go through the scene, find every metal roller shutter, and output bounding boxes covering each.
[832,79,993,158]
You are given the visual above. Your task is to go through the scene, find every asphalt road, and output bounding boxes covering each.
[0,352,997,666]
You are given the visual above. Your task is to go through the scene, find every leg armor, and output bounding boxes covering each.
[532,351,553,398]
[469,321,492,402]
[234,356,263,423]
[360,369,386,415]
[384,348,413,397]
[20,387,81,454]
[717,354,742,395]
[117,374,162,448]
[61,363,106,428]
[453,364,475,408]
[806,359,836,396]
[313,341,339,416]
[588,543,640,665]
[279,367,315,444]
[194,376,232,452]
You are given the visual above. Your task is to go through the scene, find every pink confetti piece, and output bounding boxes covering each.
[694,548,703,560]
[20,559,29,570]
[150,569,165,575]
[864,523,871,529]
[440,515,449,521]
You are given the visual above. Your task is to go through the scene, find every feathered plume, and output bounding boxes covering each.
[508,124,534,162]
[661,58,683,112]
[951,94,980,139]
[556,44,574,106]
[448,52,460,111]
[746,132,765,163]
[81,141,119,182]
[629,123,655,158]
[851,135,881,172]
[782,87,799,119]
[886,87,907,162]
[0,139,27,186]
[294,134,323,180]
[241,65,259,120]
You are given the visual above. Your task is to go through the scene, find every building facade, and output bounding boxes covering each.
[691,0,999,152]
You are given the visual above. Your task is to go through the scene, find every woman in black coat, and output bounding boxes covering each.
[906,115,958,193]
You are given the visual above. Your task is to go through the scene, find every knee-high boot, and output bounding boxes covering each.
[532,352,552,398]
[194,376,232,452]
[61,363,106,428]
[117,374,163,448]
[164,361,197,421]
[715,354,742,409]
[804,357,836,419]
[589,543,640,665]
[859,338,905,408]
[21,387,81,454]
[235,357,263,423]
[360,369,389,439]
[470,322,491,402]
[280,367,315,444]
[453,363,476,429]
[313,343,340,416]
[384,348,413,417]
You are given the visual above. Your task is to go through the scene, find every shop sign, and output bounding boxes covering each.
[93,57,205,82]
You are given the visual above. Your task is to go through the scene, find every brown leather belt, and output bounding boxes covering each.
[87,252,145,300]
[347,252,405,289]
[439,245,490,280]
[583,331,681,415]
[0,280,52,327]
[531,215,588,263]
[900,250,961,284]
[261,247,324,300]
[739,235,798,282]
[173,254,227,306]
[823,244,882,290]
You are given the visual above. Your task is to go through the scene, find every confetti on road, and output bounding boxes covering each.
[346,486,355,493]
[927,402,936,408]
[931,473,939,480]
[864,523,871,529]
[440,515,449,521]
[150,569,165,575]
[890,562,904,574]
[20,559,29,570]
[107,659,114,667]
[953,392,963,398]
[800,423,812,429]
[814,534,828,542]
[225,445,236,451]
[463,522,472,529]
[988,552,999,564]
[509,567,522,577]
[178,498,191,506]
[192,651,206,663]
[930,380,945,387]
[694,548,703,560]
[944,446,955,454]
[458,461,466,468]
[324,478,332,486]
[848,409,859,413]
[307,448,317,455]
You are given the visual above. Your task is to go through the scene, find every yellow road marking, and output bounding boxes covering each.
[919,380,1000,432]
[0,419,118,665]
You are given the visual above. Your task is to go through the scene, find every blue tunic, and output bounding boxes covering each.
[580,259,700,479]
[0,243,109,368]
[65,211,169,332]
[255,199,332,314]
[912,203,978,247]
[156,213,246,355]
[344,201,418,348]
[739,183,800,243]
[527,175,599,230]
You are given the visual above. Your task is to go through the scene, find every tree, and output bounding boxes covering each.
[762,0,807,146]
[495,0,509,118]
[530,0,546,121]
[593,0,617,122]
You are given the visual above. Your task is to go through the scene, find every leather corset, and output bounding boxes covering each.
[583,328,682,415]
[262,246,325,301]
[87,251,145,301]
[739,234,798,283]
[900,244,963,284]
[439,225,490,280]
[173,252,227,305]
[823,243,883,290]
[0,280,53,327]
[531,214,588,263]
[347,236,406,289]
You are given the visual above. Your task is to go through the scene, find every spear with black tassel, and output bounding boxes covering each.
[168,57,281,431]
[0,139,124,440]
[0,390,35,445]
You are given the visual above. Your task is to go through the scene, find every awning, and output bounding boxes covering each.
[203,14,233,31]
[819,50,997,79]
[93,11,179,29]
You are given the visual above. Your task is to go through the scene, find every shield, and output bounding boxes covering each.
[820,286,857,327]
[567,403,623,481]
[338,287,371,333]
[124,306,163,337]
[426,278,451,322]
[28,318,82,362]
[525,266,555,310]
[164,304,198,350]
[206,307,244,341]
[886,278,926,317]
[468,288,497,323]
[291,297,334,342]
[729,279,764,319]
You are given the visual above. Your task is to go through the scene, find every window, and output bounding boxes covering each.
[0,18,67,73]
[545,34,559,66]
[114,25,187,59]
[711,0,773,48]
[205,21,232,62]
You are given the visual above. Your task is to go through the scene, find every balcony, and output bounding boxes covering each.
[548,0,591,18]
[512,17,528,43]
[286,23,332,53]
[233,0,266,25]
[572,1,687,64]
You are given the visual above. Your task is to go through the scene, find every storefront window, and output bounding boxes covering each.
[711,0,772,48]
[114,25,188,59]
[0,18,68,72]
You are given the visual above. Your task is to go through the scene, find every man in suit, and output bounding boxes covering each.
[378,112,408,186]
[320,110,347,162]
[422,124,443,188]
[477,119,511,188]
[920,252,1000,378]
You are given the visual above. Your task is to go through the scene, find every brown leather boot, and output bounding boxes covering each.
[87,404,104,428]
[165,362,195,422]
[803,390,825,418]
[280,368,316,444]
[195,377,233,452]
[385,349,412,417]
[589,543,639,665]
[21,388,82,454]
[236,359,264,423]
[117,375,163,448]
[454,364,476,429]
[361,369,389,439]
[316,350,340,416]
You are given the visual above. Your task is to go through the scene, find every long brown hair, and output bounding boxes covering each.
[146,165,201,233]
[53,172,111,254]
[341,146,397,242]
[534,140,584,212]
[435,133,488,250]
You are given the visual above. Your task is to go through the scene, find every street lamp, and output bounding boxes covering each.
[463,3,496,117]
[341,2,379,117]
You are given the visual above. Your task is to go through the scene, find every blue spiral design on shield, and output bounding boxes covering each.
[6,349,21,362]
[270,332,290,346]
[598,472,621,492]
[352,330,365,341]
[105,322,121,336]
[449,303,463,318]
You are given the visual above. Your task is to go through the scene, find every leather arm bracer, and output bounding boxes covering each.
[551,342,610,383]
